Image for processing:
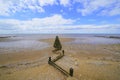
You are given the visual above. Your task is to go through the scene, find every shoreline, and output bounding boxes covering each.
[0,36,120,80]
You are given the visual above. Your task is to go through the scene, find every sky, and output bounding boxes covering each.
[0,0,120,34]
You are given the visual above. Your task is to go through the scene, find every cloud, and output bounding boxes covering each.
[0,0,71,16]
[59,0,71,7]
[0,14,75,31]
[100,2,120,16]
[76,0,120,16]
[0,0,60,16]
[0,0,46,16]
[38,0,57,6]
[61,24,120,30]
[0,0,72,16]
[0,0,12,16]
[1,0,120,16]
[0,14,120,34]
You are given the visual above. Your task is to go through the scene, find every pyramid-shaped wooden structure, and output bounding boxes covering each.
[53,36,62,50]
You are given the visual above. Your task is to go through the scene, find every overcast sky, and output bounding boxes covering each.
[0,0,120,34]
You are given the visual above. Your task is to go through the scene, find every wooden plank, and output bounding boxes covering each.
[49,61,70,77]
[52,54,64,62]
[48,52,73,77]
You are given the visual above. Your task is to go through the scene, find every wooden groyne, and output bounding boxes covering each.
[48,36,74,77]
[52,53,64,62]
[48,60,70,77]
[48,51,73,77]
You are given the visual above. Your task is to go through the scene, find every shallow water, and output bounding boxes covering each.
[0,35,50,53]
[0,34,120,53]
[69,36,120,44]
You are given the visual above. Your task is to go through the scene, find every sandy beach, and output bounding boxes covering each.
[0,34,120,80]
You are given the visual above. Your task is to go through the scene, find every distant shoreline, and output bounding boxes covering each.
[0,36,16,38]
[95,35,120,39]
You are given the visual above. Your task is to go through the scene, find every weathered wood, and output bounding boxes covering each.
[53,36,62,50]
[69,68,74,77]
[48,57,51,64]
[52,54,64,62]
[48,54,74,77]
[49,61,70,77]
[48,51,74,77]
[62,50,64,55]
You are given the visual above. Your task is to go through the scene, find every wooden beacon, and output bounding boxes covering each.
[53,36,62,51]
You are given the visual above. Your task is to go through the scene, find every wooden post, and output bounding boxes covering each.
[48,57,51,64]
[69,68,73,77]
[62,50,64,55]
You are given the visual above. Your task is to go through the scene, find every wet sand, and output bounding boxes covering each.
[0,35,120,80]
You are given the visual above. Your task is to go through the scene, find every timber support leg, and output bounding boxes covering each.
[69,68,74,77]
[48,57,51,64]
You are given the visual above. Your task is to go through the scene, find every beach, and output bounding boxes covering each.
[0,34,120,80]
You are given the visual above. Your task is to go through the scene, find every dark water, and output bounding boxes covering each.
[0,34,120,53]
